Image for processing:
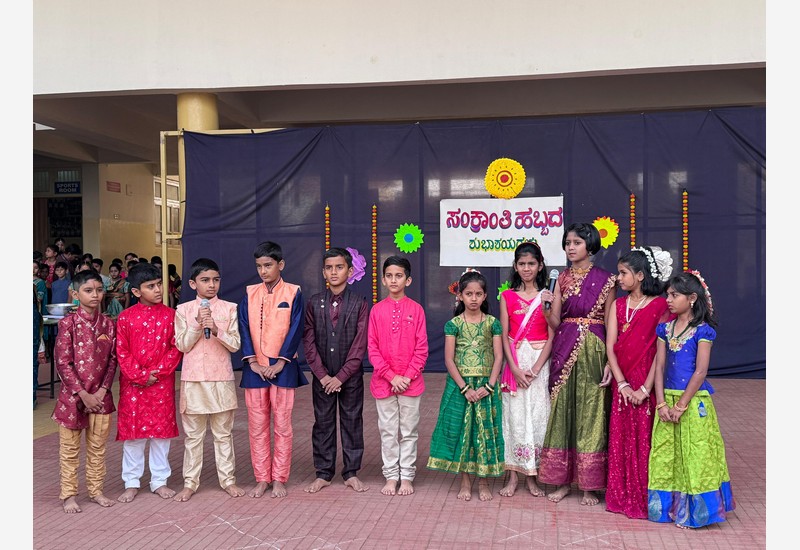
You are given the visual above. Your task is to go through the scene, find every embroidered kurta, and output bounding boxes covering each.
[51,308,118,430]
[367,296,428,399]
[115,302,183,440]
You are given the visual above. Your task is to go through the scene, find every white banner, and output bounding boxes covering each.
[439,197,565,267]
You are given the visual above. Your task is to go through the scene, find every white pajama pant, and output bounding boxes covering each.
[121,438,172,492]
[375,394,421,481]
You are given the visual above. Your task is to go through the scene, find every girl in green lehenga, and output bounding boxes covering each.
[427,269,505,502]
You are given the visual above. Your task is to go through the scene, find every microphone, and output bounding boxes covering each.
[200,298,211,339]
[545,269,559,311]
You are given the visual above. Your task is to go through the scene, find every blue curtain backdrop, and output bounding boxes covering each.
[181,107,766,378]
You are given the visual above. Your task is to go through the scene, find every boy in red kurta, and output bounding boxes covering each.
[115,263,183,503]
[52,270,118,513]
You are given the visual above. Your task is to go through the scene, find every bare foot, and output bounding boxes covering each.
[173,488,195,502]
[89,493,116,508]
[224,484,245,497]
[271,480,288,498]
[62,496,81,513]
[154,485,176,499]
[526,476,545,497]
[547,485,570,503]
[457,474,472,501]
[344,476,370,492]
[304,478,331,493]
[248,481,270,498]
[581,490,600,506]
[499,471,518,497]
[381,479,398,496]
[398,480,414,495]
[117,488,139,503]
[478,479,493,501]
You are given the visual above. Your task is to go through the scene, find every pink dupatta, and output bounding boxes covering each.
[500,293,542,394]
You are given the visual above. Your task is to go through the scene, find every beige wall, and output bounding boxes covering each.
[33,162,182,271]
[33,0,765,95]
[96,163,183,269]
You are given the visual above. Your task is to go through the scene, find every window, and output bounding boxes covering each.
[154,177,181,247]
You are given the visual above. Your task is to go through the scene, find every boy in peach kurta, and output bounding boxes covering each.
[238,241,308,498]
[173,258,245,502]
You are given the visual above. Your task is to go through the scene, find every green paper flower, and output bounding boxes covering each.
[394,223,424,253]
[497,281,511,301]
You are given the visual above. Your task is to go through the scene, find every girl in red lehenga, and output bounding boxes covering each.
[603,246,673,519]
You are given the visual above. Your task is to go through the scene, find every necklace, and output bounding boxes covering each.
[461,312,484,347]
[622,295,647,333]
[668,320,693,351]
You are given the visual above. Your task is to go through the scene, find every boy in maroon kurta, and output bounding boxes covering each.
[115,263,183,503]
[52,270,118,513]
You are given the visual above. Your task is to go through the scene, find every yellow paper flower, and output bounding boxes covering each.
[593,216,619,249]
[485,158,526,199]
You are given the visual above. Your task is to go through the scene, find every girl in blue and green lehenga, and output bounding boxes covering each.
[649,270,735,528]
[427,269,505,502]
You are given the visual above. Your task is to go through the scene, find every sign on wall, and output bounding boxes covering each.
[55,181,81,194]
[439,196,564,267]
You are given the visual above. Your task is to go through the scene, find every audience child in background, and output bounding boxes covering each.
[51,261,72,305]
[498,242,554,499]
[168,263,182,308]
[603,247,672,519]
[368,255,428,496]
[92,258,111,287]
[648,270,735,528]
[51,270,118,513]
[115,262,183,503]
[427,269,504,502]
[33,285,42,409]
[173,258,245,502]
[302,247,370,494]
[104,261,130,319]
[33,260,48,317]
[238,241,308,498]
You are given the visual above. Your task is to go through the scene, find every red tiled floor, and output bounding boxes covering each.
[33,374,765,549]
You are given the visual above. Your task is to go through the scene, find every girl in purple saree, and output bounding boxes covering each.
[539,222,616,506]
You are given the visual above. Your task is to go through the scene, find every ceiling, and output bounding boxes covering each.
[33,66,766,175]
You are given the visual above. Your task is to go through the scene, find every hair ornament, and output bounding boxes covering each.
[687,268,713,314]
[461,267,481,277]
[632,246,672,282]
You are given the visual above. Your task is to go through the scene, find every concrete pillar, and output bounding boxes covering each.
[177,92,219,233]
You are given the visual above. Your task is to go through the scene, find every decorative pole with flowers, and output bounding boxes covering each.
[682,189,689,271]
[325,203,331,251]
[629,193,636,248]
[372,204,378,304]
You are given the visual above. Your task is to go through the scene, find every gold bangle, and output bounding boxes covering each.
[655,402,667,410]
[674,403,688,412]
[484,383,494,394]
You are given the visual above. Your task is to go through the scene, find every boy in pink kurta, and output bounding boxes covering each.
[173,258,244,502]
[52,270,118,513]
[115,262,183,503]
[367,256,428,496]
